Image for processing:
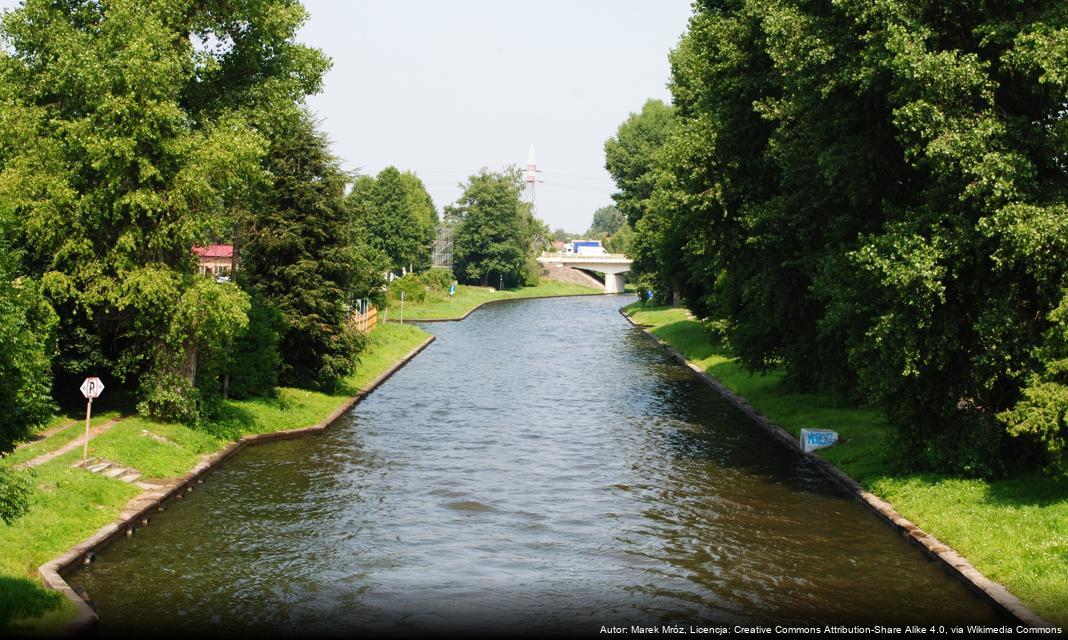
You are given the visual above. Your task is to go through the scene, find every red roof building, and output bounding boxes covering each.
[193,245,233,278]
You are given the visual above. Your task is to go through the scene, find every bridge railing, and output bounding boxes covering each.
[539,252,632,262]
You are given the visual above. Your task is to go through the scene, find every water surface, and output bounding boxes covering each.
[74,295,1002,635]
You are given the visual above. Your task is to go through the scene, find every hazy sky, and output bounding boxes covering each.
[300,0,692,232]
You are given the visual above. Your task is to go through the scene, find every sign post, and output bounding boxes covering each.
[400,290,405,324]
[79,377,104,466]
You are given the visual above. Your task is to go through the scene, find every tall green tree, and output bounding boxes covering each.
[604,99,675,228]
[588,205,625,236]
[603,99,677,299]
[626,0,1068,474]
[348,167,437,272]
[0,0,328,420]
[448,168,539,288]
[239,111,366,391]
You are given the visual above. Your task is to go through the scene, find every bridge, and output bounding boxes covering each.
[538,252,633,293]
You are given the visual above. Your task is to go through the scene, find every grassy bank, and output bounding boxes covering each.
[0,322,430,634]
[389,280,601,321]
[623,302,1067,626]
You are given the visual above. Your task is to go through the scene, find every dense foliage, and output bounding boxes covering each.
[588,205,625,236]
[603,99,676,297]
[616,0,1068,475]
[348,167,438,273]
[0,247,57,453]
[224,294,286,400]
[240,112,370,391]
[0,0,333,422]
[447,168,545,289]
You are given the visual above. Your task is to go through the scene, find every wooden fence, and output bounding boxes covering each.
[349,303,378,333]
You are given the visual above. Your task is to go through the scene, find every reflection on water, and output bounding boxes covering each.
[74,295,1003,635]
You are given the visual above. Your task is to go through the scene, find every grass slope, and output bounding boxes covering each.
[624,302,1068,626]
[392,280,600,321]
[0,322,430,634]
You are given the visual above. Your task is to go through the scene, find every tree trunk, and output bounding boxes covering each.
[183,343,198,389]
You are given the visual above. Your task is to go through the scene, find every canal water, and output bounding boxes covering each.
[73,295,1002,635]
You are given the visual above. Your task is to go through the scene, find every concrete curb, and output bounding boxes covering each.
[394,291,606,323]
[619,307,1053,629]
[39,334,436,636]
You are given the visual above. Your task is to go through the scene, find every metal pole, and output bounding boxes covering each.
[83,397,92,466]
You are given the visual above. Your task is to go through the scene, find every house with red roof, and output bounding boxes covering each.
[192,244,233,279]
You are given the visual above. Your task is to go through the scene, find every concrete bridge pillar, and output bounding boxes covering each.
[605,273,625,294]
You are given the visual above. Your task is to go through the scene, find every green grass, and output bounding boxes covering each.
[2,411,125,468]
[0,322,431,633]
[624,303,1068,625]
[390,280,600,321]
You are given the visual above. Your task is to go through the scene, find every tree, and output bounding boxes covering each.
[224,293,286,400]
[0,245,56,452]
[134,273,250,422]
[348,167,437,272]
[0,242,56,524]
[448,168,540,288]
[603,99,677,300]
[603,99,675,227]
[239,111,366,391]
[588,205,625,236]
[623,0,1068,474]
[0,0,328,420]
[604,221,634,255]
[1000,291,1068,473]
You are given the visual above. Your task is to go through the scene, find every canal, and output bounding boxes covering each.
[73,295,1002,635]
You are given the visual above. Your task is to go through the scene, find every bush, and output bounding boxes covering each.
[225,295,285,399]
[520,256,541,287]
[0,467,32,524]
[1000,292,1068,474]
[388,273,427,303]
[421,268,455,292]
[138,363,202,424]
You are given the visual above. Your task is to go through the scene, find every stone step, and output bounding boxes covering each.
[87,462,112,473]
[104,466,128,478]
[71,457,100,469]
[119,471,141,483]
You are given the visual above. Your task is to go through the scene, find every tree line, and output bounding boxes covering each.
[0,0,546,520]
[608,0,1068,476]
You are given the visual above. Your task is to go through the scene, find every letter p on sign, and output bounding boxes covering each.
[80,377,104,399]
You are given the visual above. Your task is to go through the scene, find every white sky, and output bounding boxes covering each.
[0,0,694,233]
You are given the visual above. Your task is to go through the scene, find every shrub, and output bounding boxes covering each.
[388,273,427,303]
[225,295,285,400]
[421,268,455,292]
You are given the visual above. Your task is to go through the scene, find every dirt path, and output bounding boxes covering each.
[19,418,124,469]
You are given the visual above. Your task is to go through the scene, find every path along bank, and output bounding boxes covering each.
[622,302,1064,628]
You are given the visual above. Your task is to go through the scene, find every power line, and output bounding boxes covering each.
[539,181,612,193]
[539,170,609,182]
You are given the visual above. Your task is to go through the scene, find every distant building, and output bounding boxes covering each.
[193,245,233,280]
[552,240,565,251]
